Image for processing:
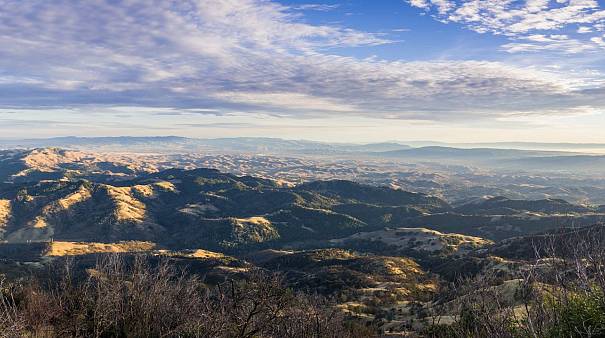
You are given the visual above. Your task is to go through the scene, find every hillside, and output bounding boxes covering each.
[1,151,603,251]
[331,227,493,257]
[0,148,158,183]
[455,196,594,215]
[489,224,605,260]
[1,149,605,335]
[248,248,438,319]
[0,167,454,251]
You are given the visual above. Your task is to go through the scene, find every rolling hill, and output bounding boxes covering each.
[0,166,453,251]
[1,149,603,251]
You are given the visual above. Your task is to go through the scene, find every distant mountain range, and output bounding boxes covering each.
[380,146,573,160]
[374,146,605,174]
[0,136,413,154]
[3,136,605,154]
[401,141,605,152]
[5,136,605,175]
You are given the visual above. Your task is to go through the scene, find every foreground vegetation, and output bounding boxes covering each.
[3,232,605,337]
[0,255,372,338]
[424,226,605,338]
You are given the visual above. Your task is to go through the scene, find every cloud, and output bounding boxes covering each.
[177,122,256,129]
[292,4,340,11]
[406,0,605,53]
[502,34,596,53]
[406,0,605,35]
[211,92,358,114]
[592,36,605,46]
[0,0,603,124]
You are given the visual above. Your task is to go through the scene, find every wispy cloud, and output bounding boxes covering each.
[0,0,603,127]
[292,4,340,11]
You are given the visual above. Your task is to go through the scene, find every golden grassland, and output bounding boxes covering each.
[46,241,156,256]
[0,199,10,227]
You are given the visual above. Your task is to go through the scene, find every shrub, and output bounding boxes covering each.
[547,290,605,337]
[0,254,372,338]
[423,227,605,338]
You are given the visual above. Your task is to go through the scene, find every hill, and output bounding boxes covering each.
[2,149,605,335]
[1,152,603,251]
[0,148,158,183]
[331,227,493,258]
[249,248,437,318]
[455,196,594,215]
[0,167,454,251]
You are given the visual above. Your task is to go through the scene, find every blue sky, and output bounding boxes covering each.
[281,0,509,61]
[1,0,605,142]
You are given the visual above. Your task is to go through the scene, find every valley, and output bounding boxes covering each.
[1,142,605,335]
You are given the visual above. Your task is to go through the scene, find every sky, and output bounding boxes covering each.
[1,0,605,143]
